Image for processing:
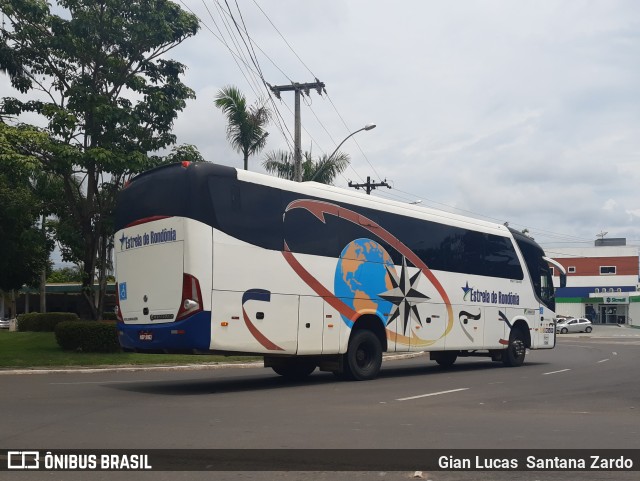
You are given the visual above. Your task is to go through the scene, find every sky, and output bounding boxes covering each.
[4,0,640,259]
[165,0,640,254]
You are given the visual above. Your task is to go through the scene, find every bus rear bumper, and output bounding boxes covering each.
[117,311,212,353]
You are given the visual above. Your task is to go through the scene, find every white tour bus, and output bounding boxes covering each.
[114,161,563,380]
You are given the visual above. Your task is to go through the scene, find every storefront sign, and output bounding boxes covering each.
[604,296,628,304]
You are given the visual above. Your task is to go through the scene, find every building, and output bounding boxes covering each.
[1,284,116,320]
[550,239,640,326]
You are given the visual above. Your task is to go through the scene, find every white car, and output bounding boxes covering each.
[0,318,10,329]
[556,318,593,334]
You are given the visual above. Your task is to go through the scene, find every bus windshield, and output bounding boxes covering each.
[511,230,555,311]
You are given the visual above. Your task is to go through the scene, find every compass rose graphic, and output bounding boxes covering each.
[378,257,430,335]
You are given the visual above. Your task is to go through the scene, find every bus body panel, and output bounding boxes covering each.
[322,303,342,354]
[211,289,298,354]
[114,163,557,360]
[298,296,324,355]
[115,217,214,351]
[483,306,507,349]
[444,302,486,351]
[115,217,185,324]
[118,310,212,352]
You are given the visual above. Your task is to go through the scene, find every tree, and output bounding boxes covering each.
[0,0,199,319]
[0,123,51,293]
[47,266,83,283]
[164,143,205,163]
[214,86,270,170]
[263,149,350,184]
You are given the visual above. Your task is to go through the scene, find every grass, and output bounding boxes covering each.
[0,330,258,369]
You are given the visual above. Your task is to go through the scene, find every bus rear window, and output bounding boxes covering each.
[115,166,187,231]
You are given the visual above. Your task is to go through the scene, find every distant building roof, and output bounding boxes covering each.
[595,237,626,247]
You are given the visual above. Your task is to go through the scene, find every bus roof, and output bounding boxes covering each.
[235,167,511,237]
[124,161,513,238]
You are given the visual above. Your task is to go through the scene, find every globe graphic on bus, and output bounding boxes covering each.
[334,238,395,328]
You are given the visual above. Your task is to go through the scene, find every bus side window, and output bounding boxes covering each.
[209,178,282,250]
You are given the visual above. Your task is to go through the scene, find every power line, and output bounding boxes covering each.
[251,0,317,79]
[178,0,260,95]
[324,92,382,181]
[196,0,294,149]
[189,1,381,188]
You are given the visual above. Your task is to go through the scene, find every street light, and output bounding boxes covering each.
[327,123,376,162]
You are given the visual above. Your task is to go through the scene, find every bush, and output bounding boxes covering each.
[17,312,79,332]
[55,321,120,353]
[101,312,118,321]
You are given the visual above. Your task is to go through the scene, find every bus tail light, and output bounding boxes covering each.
[115,283,123,322]
[176,273,203,321]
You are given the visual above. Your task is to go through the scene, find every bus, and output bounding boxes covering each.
[114,161,564,381]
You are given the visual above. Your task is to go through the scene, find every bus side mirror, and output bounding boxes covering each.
[543,256,567,289]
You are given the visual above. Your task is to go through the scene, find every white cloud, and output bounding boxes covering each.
[5,0,640,250]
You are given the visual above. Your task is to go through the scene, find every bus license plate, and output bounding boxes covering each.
[139,331,153,341]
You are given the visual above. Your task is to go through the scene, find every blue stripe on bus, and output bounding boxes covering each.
[117,311,212,352]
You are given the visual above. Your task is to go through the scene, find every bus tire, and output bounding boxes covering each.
[344,329,382,381]
[434,351,458,368]
[502,329,527,367]
[272,362,316,380]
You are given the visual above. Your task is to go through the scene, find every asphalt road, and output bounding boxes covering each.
[1,325,640,481]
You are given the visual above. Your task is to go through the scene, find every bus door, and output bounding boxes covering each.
[533,305,555,348]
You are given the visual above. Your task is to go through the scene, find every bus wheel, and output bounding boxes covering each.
[344,330,382,381]
[272,362,316,380]
[434,351,458,368]
[502,329,526,367]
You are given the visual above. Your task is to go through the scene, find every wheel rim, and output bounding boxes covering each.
[356,342,373,370]
[512,339,525,359]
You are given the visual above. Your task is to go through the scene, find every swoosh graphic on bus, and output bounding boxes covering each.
[458,310,482,342]
[282,243,358,321]
[498,310,511,345]
[282,245,431,346]
[282,199,454,347]
[242,289,284,351]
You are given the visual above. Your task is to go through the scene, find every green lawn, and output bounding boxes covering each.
[0,330,258,369]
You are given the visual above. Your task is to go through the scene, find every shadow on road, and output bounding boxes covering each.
[105,358,548,396]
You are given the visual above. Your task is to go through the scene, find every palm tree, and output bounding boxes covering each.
[263,149,350,184]
[214,86,270,170]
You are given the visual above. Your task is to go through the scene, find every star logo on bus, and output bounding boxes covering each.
[462,281,472,301]
[119,233,127,250]
[378,257,430,335]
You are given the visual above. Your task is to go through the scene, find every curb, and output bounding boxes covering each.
[0,352,426,376]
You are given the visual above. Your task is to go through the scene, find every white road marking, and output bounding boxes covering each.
[396,388,469,401]
[542,368,571,375]
[597,359,610,363]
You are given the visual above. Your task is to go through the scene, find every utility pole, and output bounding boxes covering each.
[269,80,325,182]
[348,176,391,195]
